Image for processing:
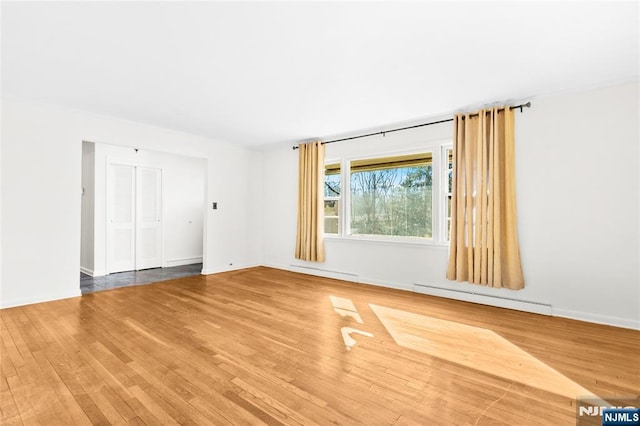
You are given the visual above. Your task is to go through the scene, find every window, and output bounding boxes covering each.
[324,143,452,243]
[350,153,433,238]
[324,163,341,234]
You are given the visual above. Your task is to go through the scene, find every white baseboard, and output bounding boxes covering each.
[413,283,553,316]
[552,308,640,330]
[80,266,94,276]
[201,263,261,275]
[92,268,107,277]
[0,289,82,309]
[165,257,203,268]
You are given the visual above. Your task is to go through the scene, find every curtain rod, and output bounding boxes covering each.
[292,102,531,150]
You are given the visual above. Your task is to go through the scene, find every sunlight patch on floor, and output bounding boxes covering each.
[369,303,601,401]
[340,327,374,351]
[329,295,364,324]
[330,295,372,350]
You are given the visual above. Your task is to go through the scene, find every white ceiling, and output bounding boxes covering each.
[2,1,638,147]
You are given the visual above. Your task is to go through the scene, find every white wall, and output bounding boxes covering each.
[161,152,206,268]
[80,141,95,273]
[261,82,640,329]
[86,142,206,276]
[0,99,3,301]
[515,82,639,328]
[1,97,262,308]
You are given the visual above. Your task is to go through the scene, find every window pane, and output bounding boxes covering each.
[324,199,339,217]
[324,164,341,197]
[350,154,433,238]
[324,174,341,197]
[324,217,339,234]
[324,197,339,235]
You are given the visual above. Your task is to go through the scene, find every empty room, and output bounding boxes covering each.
[1,1,639,425]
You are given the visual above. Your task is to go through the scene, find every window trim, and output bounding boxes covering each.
[323,141,452,246]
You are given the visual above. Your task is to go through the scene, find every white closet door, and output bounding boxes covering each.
[136,167,162,270]
[107,164,136,273]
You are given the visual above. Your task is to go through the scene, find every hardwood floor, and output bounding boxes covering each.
[1,267,638,425]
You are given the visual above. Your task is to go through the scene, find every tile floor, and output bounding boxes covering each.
[80,263,203,294]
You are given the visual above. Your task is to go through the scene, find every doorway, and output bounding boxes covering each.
[80,141,206,293]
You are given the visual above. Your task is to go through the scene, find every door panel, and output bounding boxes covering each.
[108,164,136,273]
[136,167,162,270]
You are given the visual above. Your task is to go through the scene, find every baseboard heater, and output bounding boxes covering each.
[288,264,360,282]
[413,283,552,315]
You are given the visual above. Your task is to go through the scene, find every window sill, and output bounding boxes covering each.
[324,234,450,248]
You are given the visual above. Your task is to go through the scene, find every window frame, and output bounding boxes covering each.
[324,140,452,246]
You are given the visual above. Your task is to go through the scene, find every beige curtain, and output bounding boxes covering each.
[295,141,326,262]
[446,107,524,289]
